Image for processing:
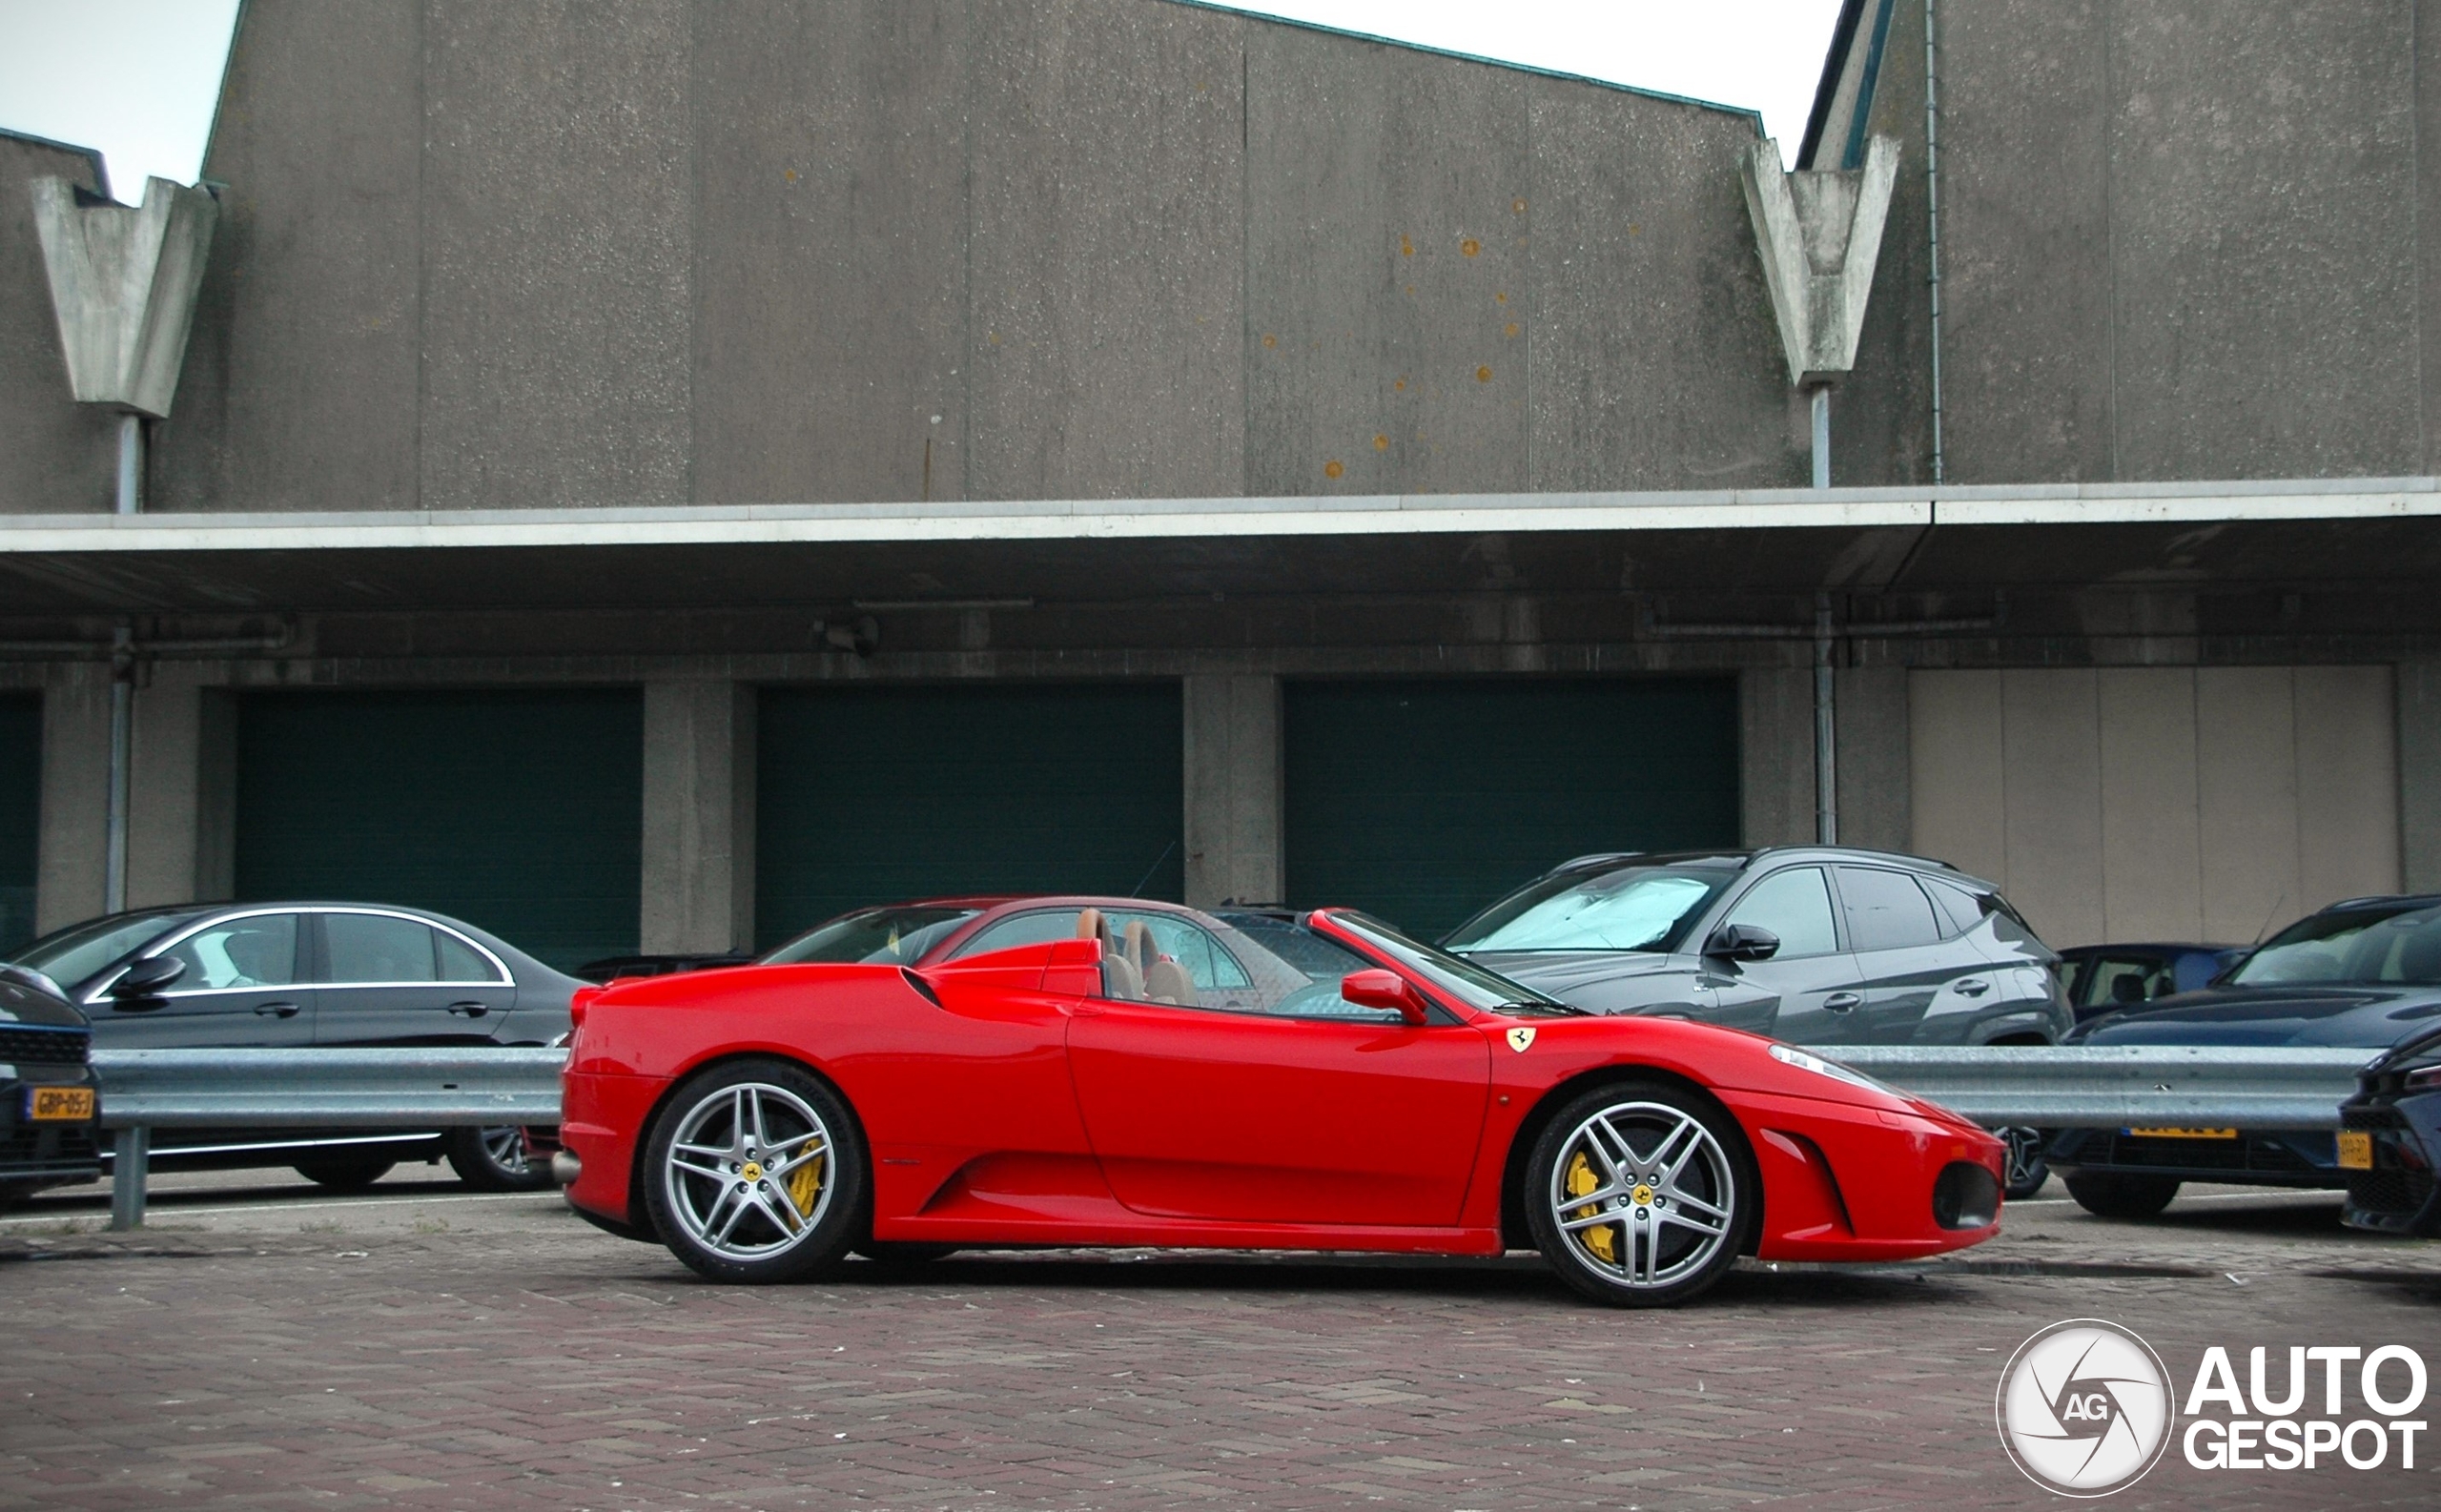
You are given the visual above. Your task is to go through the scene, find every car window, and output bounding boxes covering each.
[1103,911,1253,991]
[953,909,1085,959]
[435,930,505,984]
[2234,903,2441,987]
[10,909,196,990]
[2082,955,2174,1008]
[323,913,440,985]
[1836,868,1943,952]
[764,906,985,965]
[1721,868,1840,958]
[1444,864,1737,952]
[1921,878,1982,938]
[155,914,298,991]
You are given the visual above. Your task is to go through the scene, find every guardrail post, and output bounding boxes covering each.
[109,1126,149,1231]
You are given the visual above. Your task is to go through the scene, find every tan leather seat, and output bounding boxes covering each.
[1079,908,1142,1000]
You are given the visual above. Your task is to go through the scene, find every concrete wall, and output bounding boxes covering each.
[117,0,1804,515]
[1845,0,2433,486]
[0,134,117,514]
[640,681,756,953]
[1910,665,2402,949]
[33,664,109,932]
[1181,673,1282,907]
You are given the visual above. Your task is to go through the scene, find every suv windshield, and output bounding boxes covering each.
[761,907,983,966]
[2229,903,2441,987]
[9,909,199,991]
[1444,862,1739,953]
[1325,910,1577,1015]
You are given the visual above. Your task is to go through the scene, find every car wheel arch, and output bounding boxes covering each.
[1495,1064,1755,1255]
[622,1050,872,1232]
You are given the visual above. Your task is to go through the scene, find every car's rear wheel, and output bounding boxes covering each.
[1525,1082,1752,1308]
[2000,1128,2051,1200]
[445,1126,555,1191]
[642,1059,865,1284]
[294,1156,396,1192]
[2064,1172,2180,1219]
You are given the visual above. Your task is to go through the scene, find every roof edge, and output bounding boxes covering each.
[0,125,110,200]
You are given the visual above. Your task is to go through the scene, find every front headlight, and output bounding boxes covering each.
[1769,1042,1902,1097]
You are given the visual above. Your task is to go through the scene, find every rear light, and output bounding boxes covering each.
[569,985,605,1031]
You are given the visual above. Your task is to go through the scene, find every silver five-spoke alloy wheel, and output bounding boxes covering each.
[661,1081,836,1261]
[1545,1099,1738,1293]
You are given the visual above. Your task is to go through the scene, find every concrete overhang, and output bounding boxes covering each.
[3,478,2440,617]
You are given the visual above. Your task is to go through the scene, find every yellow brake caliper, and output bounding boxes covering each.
[783,1137,826,1227]
[1566,1151,1617,1264]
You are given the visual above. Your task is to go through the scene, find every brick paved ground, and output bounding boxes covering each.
[1,1181,2434,1512]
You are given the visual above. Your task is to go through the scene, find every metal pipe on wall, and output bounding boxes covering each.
[1923,0,1946,483]
[104,623,133,913]
[1810,387,1832,489]
[1814,592,1838,845]
[114,413,144,515]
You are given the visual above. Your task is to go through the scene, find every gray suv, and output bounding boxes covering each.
[1447,848,2071,1047]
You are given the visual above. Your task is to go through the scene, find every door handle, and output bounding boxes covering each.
[253,1002,301,1018]
[1952,978,1991,996]
[1822,991,1862,1012]
[446,1001,490,1018]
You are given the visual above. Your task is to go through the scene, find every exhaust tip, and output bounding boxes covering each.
[549,1150,582,1187]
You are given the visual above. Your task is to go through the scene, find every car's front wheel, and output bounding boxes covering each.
[1524,1082,1753,1308]
[642,1058,866,1284]
[446,1126,555,1191]
[2000,1128,2051,1200]
[2064,1172,2180,1219]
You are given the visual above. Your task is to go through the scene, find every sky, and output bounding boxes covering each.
[0,0,1840,201]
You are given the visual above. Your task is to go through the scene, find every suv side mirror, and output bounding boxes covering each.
[112,954,188,1000]
[1704,924,1781,963]
[1340,969,1429,1025]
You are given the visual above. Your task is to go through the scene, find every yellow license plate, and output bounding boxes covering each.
[2338,1130,2374,1170]
[2124,1126,2237,1139]
[27,1086,94,1121]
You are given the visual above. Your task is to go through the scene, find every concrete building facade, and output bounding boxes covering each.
[4,0,2440,968]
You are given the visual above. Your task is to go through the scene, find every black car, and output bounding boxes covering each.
[2056,894,2441,1217]
[0,965,101,1207]
[2339,1024,2441,1236]
[2057,942,2246,1024]
[5,903,582,1192]
[1446,848,2072,1045]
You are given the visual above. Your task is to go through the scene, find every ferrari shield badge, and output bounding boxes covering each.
[1506,1026,1536,1053]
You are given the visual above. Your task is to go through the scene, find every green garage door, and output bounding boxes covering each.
[757,684,1183,948]
[234,690,643,971]
[1284,678,1740,940]
[0,695,37,952]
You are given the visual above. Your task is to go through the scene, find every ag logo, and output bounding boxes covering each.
[1505,1026,1536,1053]
[1997,1320,2175,1497]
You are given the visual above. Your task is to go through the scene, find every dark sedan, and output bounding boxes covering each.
[0,965,100,1207]
[2339,1025,2441,1236]
[5,903,582,1192]
[2055,894,2441,1217]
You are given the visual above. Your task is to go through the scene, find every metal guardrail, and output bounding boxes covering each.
[91,1048,565,1231]
[77,1043,2374,1233]
[1835,1045,2371,1131]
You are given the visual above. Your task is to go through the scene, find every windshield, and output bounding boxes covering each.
[8,909,197,989]
[1325,910,1577,1015]
[761,907,984,966]
[1444,863,1738,952]
[2229,903,2441,987]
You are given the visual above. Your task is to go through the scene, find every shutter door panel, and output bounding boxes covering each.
[234,690,643,971]
[757,684,1183,948]
[0,695,37,951]
[1283,678,1741,940]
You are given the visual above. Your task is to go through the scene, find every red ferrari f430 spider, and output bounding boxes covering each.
[558,899,2003,1306]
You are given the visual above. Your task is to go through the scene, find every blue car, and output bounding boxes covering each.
[2051,895,2441,1218]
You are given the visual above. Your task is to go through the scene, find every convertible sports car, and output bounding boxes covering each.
[558,898,2006,1306]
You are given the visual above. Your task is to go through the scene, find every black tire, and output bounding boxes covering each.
[2064,1172,2180,1219]
[445,1126,556,1191]
[294,1156,396,1193]
[2001,1128,2052,1201]
[1523,1080,1754,1308]
[641,1057,867,1284]
[852,1241,959,1267]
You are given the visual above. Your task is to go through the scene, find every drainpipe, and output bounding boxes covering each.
[1923,0,1946,483]
[1814,593,1838,845]
[1809,387,1832,489]
[105,623,134,914]
[114,414,143,514]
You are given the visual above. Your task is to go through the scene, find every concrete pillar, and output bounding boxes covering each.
[34,664,110,932]
[1182,674,1282,908]
[126,682,236,909]
[1739,667,1815,848]
[2398,659,2441,891]
[641,681,756,954]
[1834,665,1911,853]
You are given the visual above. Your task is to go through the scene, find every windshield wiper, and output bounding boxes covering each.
[1490,999,1584,1017]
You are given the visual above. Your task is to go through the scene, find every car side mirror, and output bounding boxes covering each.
[112,955,187,1001]
[1704,924,1780,963]
[1340,969,1429,1025]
